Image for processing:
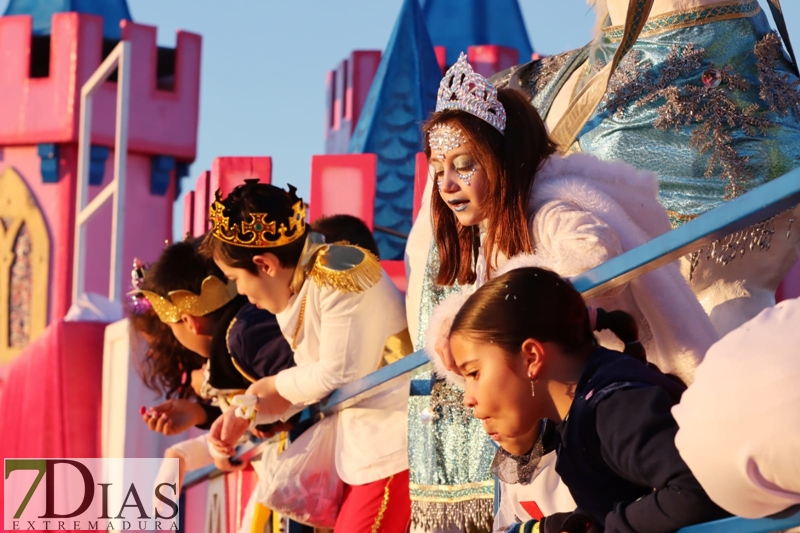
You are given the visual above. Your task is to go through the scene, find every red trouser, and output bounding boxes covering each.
[333,469,411,533]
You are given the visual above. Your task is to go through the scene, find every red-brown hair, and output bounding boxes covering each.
[424,88,557,286]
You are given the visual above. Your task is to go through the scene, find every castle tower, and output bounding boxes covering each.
[422,0,534,65]
[0,0,201,363]
[346,0,441,260]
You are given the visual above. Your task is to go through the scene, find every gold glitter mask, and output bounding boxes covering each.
[134,276,238,324]
[429,123,469,162]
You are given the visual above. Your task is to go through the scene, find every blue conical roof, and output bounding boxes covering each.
[423,0,533,65]
[348,0,441,260]
[3,0,132,39]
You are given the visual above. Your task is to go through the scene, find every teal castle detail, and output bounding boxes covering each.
[3,0,132,39]
[347,0,441,260]
[423,0,534,65]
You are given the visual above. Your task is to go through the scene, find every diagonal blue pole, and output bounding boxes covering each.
[186,165,800,532]
[321,166,800,413]
[573,167,800,297]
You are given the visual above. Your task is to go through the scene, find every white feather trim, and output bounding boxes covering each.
[424,293,469,388]
[496,253,554,278]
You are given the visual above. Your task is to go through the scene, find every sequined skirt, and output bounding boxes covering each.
[408,374,496,532]
[409,246,495,533]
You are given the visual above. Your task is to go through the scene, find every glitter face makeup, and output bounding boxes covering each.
[429,123,469,162]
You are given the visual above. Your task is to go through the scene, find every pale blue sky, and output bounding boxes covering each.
[2,1,798,239]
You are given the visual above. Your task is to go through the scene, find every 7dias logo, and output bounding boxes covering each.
[4,458,180,531]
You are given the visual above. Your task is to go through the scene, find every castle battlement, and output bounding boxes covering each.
[324,50,381,155]
[0,12,200,161]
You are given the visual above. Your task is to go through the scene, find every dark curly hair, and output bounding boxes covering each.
[129,308,205,400]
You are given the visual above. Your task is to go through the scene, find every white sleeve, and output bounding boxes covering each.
[531,199,623,278]
[166,434,214,472]
[405,166,434,344]
[274,287,382,405]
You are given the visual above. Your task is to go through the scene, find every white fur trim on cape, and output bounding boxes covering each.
[425,293,469,388]
[531,153,670,240]
[524,153,717,383]
[496,252,555,277]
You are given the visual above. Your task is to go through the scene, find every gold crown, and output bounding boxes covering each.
[134,276,238,324]
[209,191,307,248]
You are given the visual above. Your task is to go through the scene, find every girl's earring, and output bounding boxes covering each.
[528,374,536,397]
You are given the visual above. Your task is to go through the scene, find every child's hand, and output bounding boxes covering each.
[141,399,206,435]
[435,317,461,375]
[208,408,249,456]
[245,376,292,416]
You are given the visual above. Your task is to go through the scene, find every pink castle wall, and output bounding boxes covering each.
[0,12,201,159]
[0,11,201,322]
[0,146,175,321]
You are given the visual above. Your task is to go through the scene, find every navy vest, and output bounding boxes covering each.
[555,347,686,520]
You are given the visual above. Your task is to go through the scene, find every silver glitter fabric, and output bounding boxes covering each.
[408,378,496,533]
[408,242,496,532]
[437,52,507,134]
[686,207,796,280]
[602,43,774,200]
[754,32,800,117]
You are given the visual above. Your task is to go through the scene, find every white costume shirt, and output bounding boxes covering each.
[274,265,410,486]
[494,451,577,532]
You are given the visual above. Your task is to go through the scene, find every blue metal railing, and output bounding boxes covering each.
[184,166,800,531]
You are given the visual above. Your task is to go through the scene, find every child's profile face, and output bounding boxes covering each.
[214,255,293,314]
[451,333,543,456]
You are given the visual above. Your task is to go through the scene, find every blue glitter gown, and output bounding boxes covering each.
[507,0,800,219]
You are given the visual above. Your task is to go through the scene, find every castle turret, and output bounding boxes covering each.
[0,1,201,362]
[346,0,441,259]
[423,0,534,65]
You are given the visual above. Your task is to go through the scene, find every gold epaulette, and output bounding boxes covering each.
[307,244,382,294]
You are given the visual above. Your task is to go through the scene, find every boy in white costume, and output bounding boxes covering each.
[202,181,413,532]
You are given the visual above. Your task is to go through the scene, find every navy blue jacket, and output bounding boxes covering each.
[555,347,728,532]
[197,296,294,429]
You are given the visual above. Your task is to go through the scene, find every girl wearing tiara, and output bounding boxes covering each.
[406,54,718,532]
[447,267,727,533]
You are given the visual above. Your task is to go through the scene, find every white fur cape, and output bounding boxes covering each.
[425,153,719,386]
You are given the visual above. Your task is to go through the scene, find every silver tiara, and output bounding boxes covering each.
[436,52,507,134]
